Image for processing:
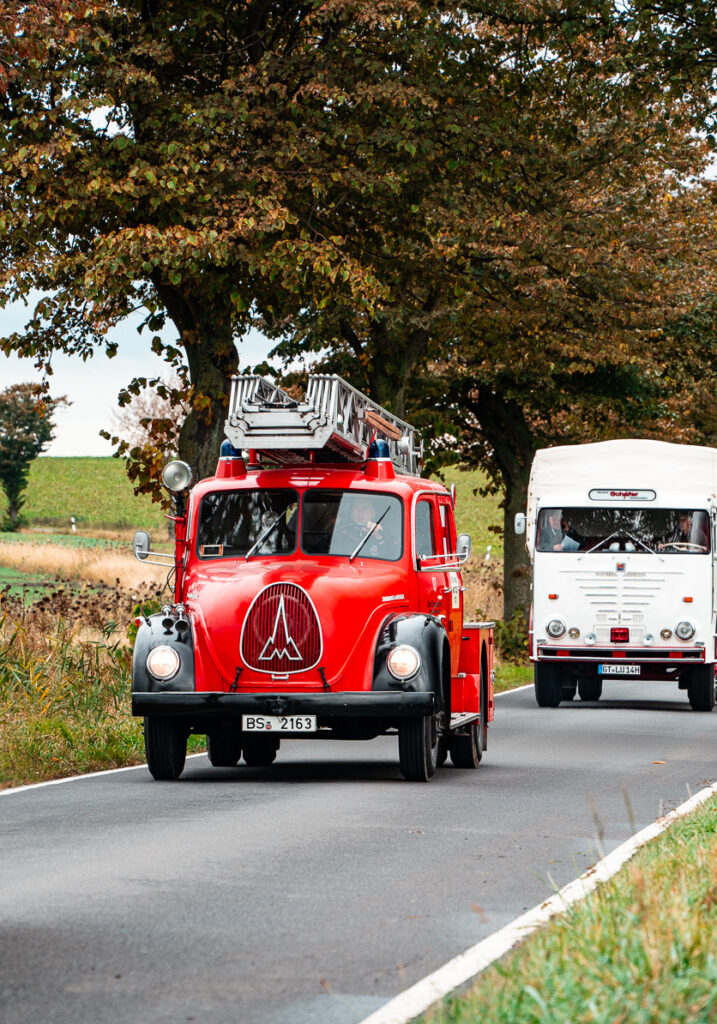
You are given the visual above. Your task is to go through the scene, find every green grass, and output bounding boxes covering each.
[0,456,168,532]
[0,566,57,600]
[424,796,717,1024]
[494,662,533,692]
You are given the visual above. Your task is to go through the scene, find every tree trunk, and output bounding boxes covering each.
[467,389,536,622]
[152,278,239,482]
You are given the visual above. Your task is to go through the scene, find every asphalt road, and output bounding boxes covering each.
[2,681,716,1024]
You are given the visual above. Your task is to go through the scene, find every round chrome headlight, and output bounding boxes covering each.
[644,633,654,646]
[146,645,181,680]
[546,618,566,639]
[387,645,421,680]
[162,460,193,492]
[584,633,596,646]
[674,620,695,641]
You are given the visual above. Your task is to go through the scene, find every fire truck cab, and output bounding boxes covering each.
[132,374,494,781]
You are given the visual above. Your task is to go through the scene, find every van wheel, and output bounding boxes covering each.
[688,665,715,712]
[450,722,482,769]
[144,717,187,780]
[398,715,438,781]
[207,732,242,767]
[534,663,562,707]
[578,679,602,702]
[242,735,279,767]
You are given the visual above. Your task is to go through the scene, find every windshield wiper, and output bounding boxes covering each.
[245,502,294,560]
[349,506,391,562]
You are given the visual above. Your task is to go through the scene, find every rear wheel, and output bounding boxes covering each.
[450,721,482,769]
[578,679,602,702]
[144,717,187,780]
[242,735,279,767]
[398,715,438,781]
[207,732,242,767]
[561,683,577,702]
[688,665,716,712]
[534,663,562,707]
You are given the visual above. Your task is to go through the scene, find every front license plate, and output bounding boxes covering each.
[599,664,641,676]
[242,714,317,733]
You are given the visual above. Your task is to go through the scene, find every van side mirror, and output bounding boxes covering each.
[457,533,472,560]
[133,531,151,561]
[514,513,526,536]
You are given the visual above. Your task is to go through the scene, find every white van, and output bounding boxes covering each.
[516,440,717,711]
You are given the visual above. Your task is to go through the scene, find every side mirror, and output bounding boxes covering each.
[457,533,472,560]
[133,531,151,561]
[514,513,526,536]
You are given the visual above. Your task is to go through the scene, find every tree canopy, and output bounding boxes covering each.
[1,1,715,613]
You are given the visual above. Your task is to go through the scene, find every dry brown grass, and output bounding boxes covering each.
[0,540,167,590]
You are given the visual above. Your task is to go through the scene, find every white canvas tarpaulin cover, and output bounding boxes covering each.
[526,440,717,552]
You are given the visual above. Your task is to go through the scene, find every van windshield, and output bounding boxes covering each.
[536,508,711,554]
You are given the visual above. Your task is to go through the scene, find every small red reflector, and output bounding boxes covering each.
[669,652,683,659]
[683,597,693,603]
[548,594,558,600]
[556,650,570,657]
[611,627,629,643]
[134,617,142,628]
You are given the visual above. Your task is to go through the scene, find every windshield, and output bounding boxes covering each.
[197,490,298,558]
[536,507,711,554]
[301,490,403,561]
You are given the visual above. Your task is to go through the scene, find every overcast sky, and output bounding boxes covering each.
[0,297,275,456]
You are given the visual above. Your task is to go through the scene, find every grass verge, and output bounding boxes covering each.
[424,795,717,1024]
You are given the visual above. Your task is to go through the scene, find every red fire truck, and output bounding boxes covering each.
[132,374,494,781]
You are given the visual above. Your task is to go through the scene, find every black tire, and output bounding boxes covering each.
[688,665,716,712]
[450,721,482,769]
[578,679,602,702]
[561,683,577,702]
[534,663,562,707]
[144,716,187,780]
[206,732,242,767]
[398,715,438,781]
[242,735,279,767]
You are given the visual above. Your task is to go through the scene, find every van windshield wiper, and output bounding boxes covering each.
[245,503,294,560]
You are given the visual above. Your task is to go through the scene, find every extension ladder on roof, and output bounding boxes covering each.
[225,374,423,475]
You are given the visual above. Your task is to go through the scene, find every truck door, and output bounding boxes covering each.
[438,495,463,674]
[414,495,461,674]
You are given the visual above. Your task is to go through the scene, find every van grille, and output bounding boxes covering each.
[241,583,322,674]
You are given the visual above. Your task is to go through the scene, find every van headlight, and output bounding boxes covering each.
[387,645,421,680]
[546,618,566,639]
[146,645,181,680]
[674,620,695,641]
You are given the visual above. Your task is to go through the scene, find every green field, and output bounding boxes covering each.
[0,456,169,532]
[0,456,504,550]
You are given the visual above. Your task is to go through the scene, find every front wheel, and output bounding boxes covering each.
[449,721,482,769]
[688,665,715,712]
[534,663,562,707]
[398,715,438,781]
[144,717,187,780]
[578,679,602,702]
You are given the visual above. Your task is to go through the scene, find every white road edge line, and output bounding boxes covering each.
[0,754,206,796]
[357,779,717,1024]
[1,681,531,796]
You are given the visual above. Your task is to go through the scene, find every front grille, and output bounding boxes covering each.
[241,583,322,674]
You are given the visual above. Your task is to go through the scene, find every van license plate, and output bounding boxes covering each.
[599,665,640,676]
[242,715,317,732]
